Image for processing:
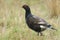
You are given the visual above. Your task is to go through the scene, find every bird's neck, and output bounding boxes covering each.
[25,9,31,17]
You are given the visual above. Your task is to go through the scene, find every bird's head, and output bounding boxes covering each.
[22,5,30,11]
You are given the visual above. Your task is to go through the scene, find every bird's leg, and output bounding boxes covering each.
[40,32,43,36]
[37,32,43,36]
[37,32,40,36]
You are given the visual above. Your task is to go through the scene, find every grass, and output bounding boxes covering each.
[0,0,60,40]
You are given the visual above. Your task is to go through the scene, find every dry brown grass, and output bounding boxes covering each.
[0,0,60,40]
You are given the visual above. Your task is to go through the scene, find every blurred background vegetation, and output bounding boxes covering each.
[0,0,60,40]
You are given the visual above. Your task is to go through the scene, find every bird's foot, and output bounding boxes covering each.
[37,32,44,36]
[40,32,44,36]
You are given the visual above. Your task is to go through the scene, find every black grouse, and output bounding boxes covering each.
[22,5,57,36]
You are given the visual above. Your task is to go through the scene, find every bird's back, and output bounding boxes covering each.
[26,14,48,32]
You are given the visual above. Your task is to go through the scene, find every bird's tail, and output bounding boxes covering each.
[47,25,57,31]
[50,27,57,31]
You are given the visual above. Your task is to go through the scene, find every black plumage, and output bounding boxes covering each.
[22,5,57,36]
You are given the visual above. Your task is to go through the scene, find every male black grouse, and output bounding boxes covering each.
[22,5,57,36]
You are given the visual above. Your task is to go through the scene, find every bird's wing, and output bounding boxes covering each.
[26,15,50,28]
[32,15,48,25]
[33,15,51,29]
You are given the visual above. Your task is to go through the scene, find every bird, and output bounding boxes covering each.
[22,5,57,36]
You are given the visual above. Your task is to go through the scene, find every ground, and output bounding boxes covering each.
[0,0,60,40]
